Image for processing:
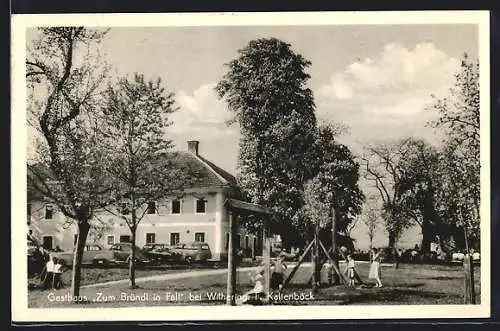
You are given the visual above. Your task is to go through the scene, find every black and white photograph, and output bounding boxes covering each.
[11,11,490,321]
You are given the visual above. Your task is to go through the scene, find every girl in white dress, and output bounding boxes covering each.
[369,248,383,288]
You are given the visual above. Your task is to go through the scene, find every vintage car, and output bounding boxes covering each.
[50,244,105,266]
[92,242,150,267]
[170,242,212,264]
[51,243,150,267]
[146,245,182,264]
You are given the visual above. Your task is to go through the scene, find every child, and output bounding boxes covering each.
[345,254,356,288]
[271,254,287,291]
[237,268,266,305]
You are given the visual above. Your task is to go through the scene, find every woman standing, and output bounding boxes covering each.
[369,248,383,288]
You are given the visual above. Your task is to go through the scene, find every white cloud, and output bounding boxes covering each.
[317,73,355,100]
[343,42,459,91]
[170,83,235,134]
[315,42,461,146]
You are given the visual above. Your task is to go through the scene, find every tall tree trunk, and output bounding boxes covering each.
[388,230,397,249]
[331,206,340,284]
[71,220,90,299]
[129,224,137,289]
[420,219,433,255]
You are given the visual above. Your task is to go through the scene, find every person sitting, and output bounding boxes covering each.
[237,268,266,305]
[52,258,64,289]
[40,256,55,290]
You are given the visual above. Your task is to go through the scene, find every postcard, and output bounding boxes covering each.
[11,10,491,322]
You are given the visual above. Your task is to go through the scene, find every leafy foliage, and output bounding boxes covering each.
[361,139,417,247]
[427,54,480,250]
[98,73,206,286]
[26,27,110,297]
[216,38,317,239]
[302,124,365,234]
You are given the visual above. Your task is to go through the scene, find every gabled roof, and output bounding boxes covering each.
[27,150,238,203]
[173,151,237,188]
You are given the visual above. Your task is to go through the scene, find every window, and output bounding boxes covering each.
[225,232,229,249]
[42,236,53,250]
[245,235,249,249]
[171,200,181,214]
[86,245,102,251]
[236,234,241,249]
[107,235,115,245]
[146,201,156,214]
[195,198,206,213]
[110,244,121,251]
[194,232,205,243]
[146,233,156,244]
[119,235,131,243]
[170,233,180,246]
[45,204,54,219]
[120,203,130,215]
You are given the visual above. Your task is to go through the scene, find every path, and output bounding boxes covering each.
[83,260,393,288]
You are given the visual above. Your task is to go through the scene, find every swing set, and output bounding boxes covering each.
[224,199,357,305]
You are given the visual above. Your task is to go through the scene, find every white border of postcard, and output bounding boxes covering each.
[11,10,491,322]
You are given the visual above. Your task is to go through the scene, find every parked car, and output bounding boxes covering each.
[50,244,106,266]
[452,252,465,262]
[143,243,170,253]
[93,242,150,267]
[170,242,212,264]
[147,245,181,264]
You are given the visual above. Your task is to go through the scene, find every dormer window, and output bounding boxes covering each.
[45,204,54,220]
[195,198,206,214]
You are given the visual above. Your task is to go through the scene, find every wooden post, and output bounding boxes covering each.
[312,222,320,293]
[463,253,475,304]
[226,210,236,305]
[282,240,314,288]
[263,220,271,299]
[319,240,348,286]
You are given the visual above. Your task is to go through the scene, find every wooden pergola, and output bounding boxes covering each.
[224,198,274,305]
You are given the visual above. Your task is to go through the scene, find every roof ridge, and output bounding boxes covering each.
[190,153,231,185]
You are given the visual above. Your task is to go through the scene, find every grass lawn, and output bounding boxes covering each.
[28,262,481,307]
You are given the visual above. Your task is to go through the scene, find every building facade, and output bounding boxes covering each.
[27,141,258,261]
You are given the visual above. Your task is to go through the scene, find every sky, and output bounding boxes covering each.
[27,24,479,249]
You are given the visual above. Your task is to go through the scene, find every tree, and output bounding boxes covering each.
[361,195,382,250]
[98,73,202,288]
[361,139,415,248]
[302,124,364,242]
[427,54,480,251]
[26,27,110,298]
[302,124,364,283]
[216,38,317,245]
[397,138,441,254]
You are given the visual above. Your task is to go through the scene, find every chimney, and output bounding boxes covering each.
[187,140,200,155]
